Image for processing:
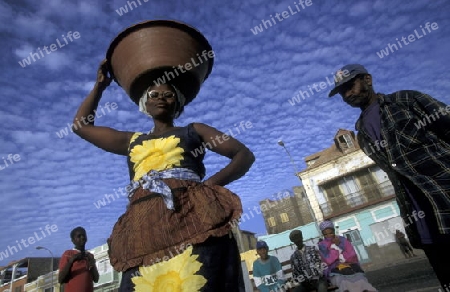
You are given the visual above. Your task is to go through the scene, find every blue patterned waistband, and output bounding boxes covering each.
[126,168,201,210]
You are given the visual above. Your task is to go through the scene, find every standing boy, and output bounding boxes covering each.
[58,227,99,292]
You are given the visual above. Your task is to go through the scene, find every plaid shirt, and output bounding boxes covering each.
[356,90,450,246]
[290,245,323,281]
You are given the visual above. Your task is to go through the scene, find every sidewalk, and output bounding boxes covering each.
[408,287,441,292]
[375,253,427,269]
[362,253,427,272]
[364,256,441,292]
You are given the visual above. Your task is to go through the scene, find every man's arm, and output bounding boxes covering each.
[413,91,450,141]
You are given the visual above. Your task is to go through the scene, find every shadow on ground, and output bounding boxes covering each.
[365,256,440,292]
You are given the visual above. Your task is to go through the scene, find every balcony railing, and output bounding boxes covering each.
[320,181,395,218]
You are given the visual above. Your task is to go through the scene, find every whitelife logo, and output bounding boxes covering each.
[288,70,350,105]
[56,102,118,139]
[0,224,58,260]
[152,50,215,87]
[0,154,21,171]
[250,0,313,35]
[115,0,150,16]
[18,31,81,68]
[190,121,253,158]
[376,22,439,59]
[413,105,450,130]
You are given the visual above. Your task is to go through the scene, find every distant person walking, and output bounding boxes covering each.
[328,63,450,290]
[395,229,417,258]
[58,227,99,292]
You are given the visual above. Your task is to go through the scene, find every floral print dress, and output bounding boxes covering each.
[107,124,244,292]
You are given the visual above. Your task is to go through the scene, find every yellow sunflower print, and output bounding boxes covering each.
[130,135,184,181]
[132,246,207,291]
[129,132,143,147]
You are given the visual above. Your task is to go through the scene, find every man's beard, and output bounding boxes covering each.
[345,84,371,108]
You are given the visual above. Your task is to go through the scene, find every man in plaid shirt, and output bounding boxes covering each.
[289,230,327,292]
[328,64,450,289]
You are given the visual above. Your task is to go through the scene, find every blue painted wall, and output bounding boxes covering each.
[258,200,401,250]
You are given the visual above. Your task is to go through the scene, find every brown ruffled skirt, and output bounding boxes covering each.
[107,178,242,272]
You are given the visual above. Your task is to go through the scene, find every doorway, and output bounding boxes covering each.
[343,229,370,264]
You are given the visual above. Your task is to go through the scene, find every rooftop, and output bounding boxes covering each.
[303,129,361,170]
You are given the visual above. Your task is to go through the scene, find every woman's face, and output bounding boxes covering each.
[322,228,335,239]
[145,84,178,118]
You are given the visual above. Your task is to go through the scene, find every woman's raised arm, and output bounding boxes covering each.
[73,59,134,156]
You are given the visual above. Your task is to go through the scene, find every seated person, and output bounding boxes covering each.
[318,221,377,292]
[252,241,285,292]
[289,230,328,292]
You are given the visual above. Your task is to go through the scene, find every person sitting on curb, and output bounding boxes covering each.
[252,241,285,292]
[289,230,328,292]
[318,221,377,292]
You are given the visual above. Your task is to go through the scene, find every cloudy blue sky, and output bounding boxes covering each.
[1,0,450,266]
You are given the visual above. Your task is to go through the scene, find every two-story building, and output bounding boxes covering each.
[259,187,314,235]
[258,129,424,270]
[0,257,58,292]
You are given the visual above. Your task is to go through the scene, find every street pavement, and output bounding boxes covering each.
[365,255,441,292]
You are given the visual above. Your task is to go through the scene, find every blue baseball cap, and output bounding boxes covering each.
[328,64,369,97]
[256,241,268,249]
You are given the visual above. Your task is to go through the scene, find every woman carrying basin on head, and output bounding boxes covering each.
[72,58,254,291]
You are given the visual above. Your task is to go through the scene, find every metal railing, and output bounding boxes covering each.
[320,181,395,217]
